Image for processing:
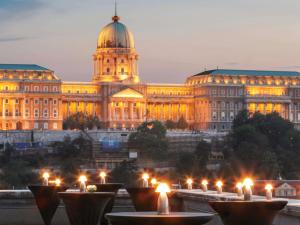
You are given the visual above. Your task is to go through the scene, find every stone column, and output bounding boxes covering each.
[177,104,180,120]
[169,104,172,120]
[99,57,103,76]
[22,98,25,119]
[12,98,15,118]
[2,99,5,119]
[108,102,112,121]
[121,103,124,120]
[139,104,143,120]
[129,102,133,120]
[186,103,189,121]
[289,103,292,121]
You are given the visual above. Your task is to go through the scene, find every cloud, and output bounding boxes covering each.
[0,0,46,23]
[0,37,33,42]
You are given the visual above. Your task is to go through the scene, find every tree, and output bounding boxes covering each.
[128,120,168,161]
[225,110,300,179]
[63,112,104,130]
[177,116,188,130]
[165,120,177,130]
[110,161,138,187]
[175,140,211,177]
[51,135,92,184]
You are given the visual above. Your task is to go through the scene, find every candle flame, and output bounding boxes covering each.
[151,178,157,185]
[265,184,273,191]
[79,175,87,183]
[216,180,223,188]
[201,179,208,185]
[186,178,193,185]
[243,178,254,187]
[55,178,61,186]
[142,173,149,181]
[236,182,243,189]
[155,183,171,193]
[99,171,107,178]
[42,172,50,179]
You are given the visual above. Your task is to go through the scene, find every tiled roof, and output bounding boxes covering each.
[0,64,52,71]
[194,69,300,77]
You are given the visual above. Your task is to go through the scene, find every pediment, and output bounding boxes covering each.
[277,183,295,190]
[111,88,144,98]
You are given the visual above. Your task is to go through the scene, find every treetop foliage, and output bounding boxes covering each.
[63,112,104,130]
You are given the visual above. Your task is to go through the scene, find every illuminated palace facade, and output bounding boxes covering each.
[1,15,300,131]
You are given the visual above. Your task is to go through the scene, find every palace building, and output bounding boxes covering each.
[1,14,300,131]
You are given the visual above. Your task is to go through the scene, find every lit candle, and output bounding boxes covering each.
[155,183,171,215]
[216,181,223,194]
[265,184,273,200]
[243,178,254,201]
[79,175,87,192]
[236,182,243,197]
[142,173,149,188]
[201,179,208,192]
[151,178,157,187]
[186,178,193,190]
[42,172,50,186]
[99,171,107,184]
[54,178,61,187]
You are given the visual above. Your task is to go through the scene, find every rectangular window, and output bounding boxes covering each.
[34,122,39,129]
[221,112,225,120]
[239,89,244,96]
[34,99,39,104]
[212,111,217,120]
[25,99,29,104]
[25,86,29,91]
[53,109,58,118]
[53,122,58,129]
[53,99,57,105]
[34,109,39,118]
[44,109,48,118]
[25,109,29,117]
[44,99,48,105]
[230,112,234,120]
[43,86,48,92]
[34,86,39,92]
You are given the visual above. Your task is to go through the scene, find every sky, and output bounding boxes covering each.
[0,0,300,83]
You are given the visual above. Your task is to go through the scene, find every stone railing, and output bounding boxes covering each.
[1,188,299,225]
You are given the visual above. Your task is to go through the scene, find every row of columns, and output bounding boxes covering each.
[108,102,145,121]
[66,101,96,117]
[147,103,190,121]
[94,56,138,78]
[247,102,290,120]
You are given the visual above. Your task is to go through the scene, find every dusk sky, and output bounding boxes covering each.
[0,0,300,83]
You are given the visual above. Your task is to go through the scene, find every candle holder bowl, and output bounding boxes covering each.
[28,185,68,225]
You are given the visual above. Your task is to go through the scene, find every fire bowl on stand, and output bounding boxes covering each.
[28,185,68,225]
[209,200,288,225]
[126,187,180,212]
[126,187,159,211]
[93,183,123,225]
[59,192,115,225]
[106,212,214,225]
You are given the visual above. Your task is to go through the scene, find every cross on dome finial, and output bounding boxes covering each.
[112,0,120,22]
